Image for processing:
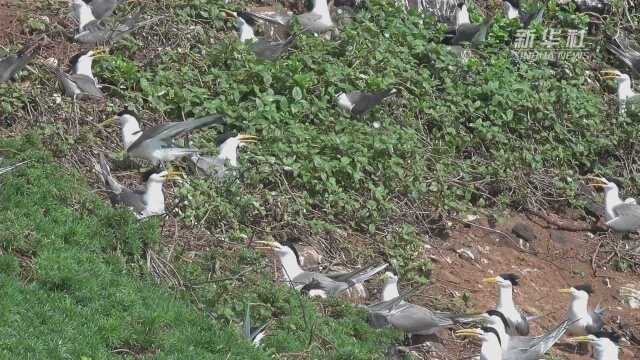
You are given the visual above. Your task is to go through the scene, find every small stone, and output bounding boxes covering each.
[512,223,537,243]
[456,248,476,261]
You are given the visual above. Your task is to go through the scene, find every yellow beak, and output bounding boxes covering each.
[568,336,593,343]
[255,240,279,249]
[584,175,608,188]
[558,288,573,294]
[222,9,238,18]
[600,69,620,79]
[455,328,483,338]
[238,134,258,144]
[164,170,184,180]
[92,46,109,58]
[99,115,118,127]
[482,277,498,284]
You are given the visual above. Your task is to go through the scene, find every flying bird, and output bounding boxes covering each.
[107,110,226,165]
[256,241,386,298]
[483,273,533,336]
[94,153,182,219]
[223,10,295,61]
[335,88,397,116]
[559,284,605,336]
[45,49,107,100]
[190,132,257,178]
[0,37,43,83]
[587,176,640,232]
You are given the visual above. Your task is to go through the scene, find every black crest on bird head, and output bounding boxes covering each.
[236,11,257,27]
[68,49,91,68]
[574,284,594,294]
[481,326,501,346]
[300,278,323,295]
[141,166,164,182]
[608,177,625,189]
[504,0,520,9]
[82,0,94,4]
[456,2,465,8]
[215,131,238,147]
[499,273,520,286]
[117,109,138,119]
[281,240,301,265]
[594,330,622,343]
[486,309,511,330]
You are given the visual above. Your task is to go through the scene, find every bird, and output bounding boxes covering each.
[587,176,640,232]
[295,0,335,35]
[482,273,532,336]
[456,317,573,360]
[455,327,503,360]
[222,10,295,61]
[94,153,182,219]
[107,110,226,165]
[0,37,43,83]
[44,49,107,100]
[607,32,640,76]
[600,69,640,116]
[71,0,155,44]
[190,132,257,178]
[501,0,547,27]
[451,16,494,47]
[242,304,270,346]
[0,160,30,175]
[255,240,387,298]
[364,274,484,336]
[559,284,605,336]
[82,0,119,20]
[335,89,397,116]
[569,331,621,360]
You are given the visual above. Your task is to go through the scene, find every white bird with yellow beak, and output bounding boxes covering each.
[569,332,620,360]
[45,48,108,100]
[190,132,258,178]
[559,284,605,336]
[600,69,640,116]
[586,176,640,232]
[483,273,532,336]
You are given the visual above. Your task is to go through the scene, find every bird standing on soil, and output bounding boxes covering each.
[256,241,387,298]
[587,176,640,232]
[190,132,257,178]
[222,10,295,61]
[94,153,182,219]
[559,284,605,336]
[569,331,620,360]
[607,32,640,76]
[335,89,397,116]
[483,273,532,336]
[0,38,43,83]
[45,49,107,100]
[106,110,226,165]
[600,69,640,116]
[501,0,547,27]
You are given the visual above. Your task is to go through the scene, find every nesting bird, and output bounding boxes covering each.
[569,331,621,360]
[71,0,153,44]
[223,10,295,61]
[45,49,106,100]
[0,38,42,83]
[483,273,531,336]
[190,132,257,178]
[587,176,640,232]
[256,241,386,298]
[94,153,182,219]
[559,284,605,336]
[600,69,639,116]
[335,89,397,116]
[108,110,226,165]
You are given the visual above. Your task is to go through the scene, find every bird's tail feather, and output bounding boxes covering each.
[184,115,227,132]
[347,263,388,285]
[95,153,123,194]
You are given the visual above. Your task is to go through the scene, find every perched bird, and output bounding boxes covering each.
[190,132,257,178]
[483,273,531,336]
[83,0,119,20]
[72,0,154,44]
[365,274,483,336]
[607,32,640,76]
[0,38,42,83]
[108,110,226,165]
[45,49,107,100]
[455,327,503,360]
[587,176,640,232]
[569,331,621,360]
[501,0,547,27]
[242,304,270,346]
[451,16,494,47]
[256,240,387,298]
[559,284,605,336]
[600,69,640,116]
[335,89,397,116]
[456,318,573,360]
[223,10,295,60]
[296,0,335,34]
[443,2,470,42]
[94,153,182,219]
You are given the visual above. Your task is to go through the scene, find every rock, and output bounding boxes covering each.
[512,223,537,243]
[584,199,604,219]
[456,248,477,261]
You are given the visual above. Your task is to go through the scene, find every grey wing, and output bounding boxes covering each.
[585,304,605,334]
[388,304,453,333]
[515,311,530,336]
[506,319,571,359]
[297,12,322,27]
[451,24,480,45]
[90,0,118,19]
[326,263,387,285]
[127,115,225,151]
[114,188,146,213]
[69,74,104,98]
[251,37,294,60]
[0,55,20,82]
[609,203,640,231]
[612,202,640,217]
[350,90,394,115]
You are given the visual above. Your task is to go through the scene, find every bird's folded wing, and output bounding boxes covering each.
[612,202,640,217]
[69,74,104,97]
[129,115,226,151]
